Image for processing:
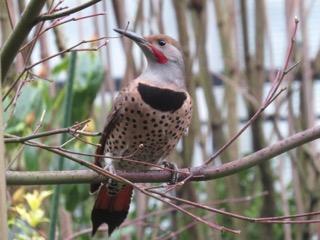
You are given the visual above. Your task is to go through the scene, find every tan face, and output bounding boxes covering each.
[113,29,183,66]
[145,35,183,65]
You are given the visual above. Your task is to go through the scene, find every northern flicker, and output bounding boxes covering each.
[91,28,193,236]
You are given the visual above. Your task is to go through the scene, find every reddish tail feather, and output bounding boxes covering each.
[91,184,133,236]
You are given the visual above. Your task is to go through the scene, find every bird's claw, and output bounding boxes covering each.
[103,165,119,185]
[90,164,116,195]
[162,160,179,185]
[104,164,116,174]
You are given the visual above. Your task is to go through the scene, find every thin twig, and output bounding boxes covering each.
[25,37,110,71]
[3,37,110,105]
[66,191,267,239]
[204,18,300,165]
[7,109,47,169]
[20,13,107,52]
[4,124,100,143]
[6,124,320,185]
[6,129,183,174]
[148,189,320,224]
[3,1,58,113]
[19,139,238,235]
[35,0,102,23]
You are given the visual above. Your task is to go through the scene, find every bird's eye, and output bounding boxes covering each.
[158,40,166,46]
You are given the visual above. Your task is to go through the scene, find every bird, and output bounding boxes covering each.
[90,28,193,236]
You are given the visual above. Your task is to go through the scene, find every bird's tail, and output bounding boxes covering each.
[91,117,133,236]
[91,183,133,236]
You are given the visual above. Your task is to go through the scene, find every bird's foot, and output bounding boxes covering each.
[161,160,180,185]
[161,161,194,193]
[104,164,116,174]
[90,164,116,194]
[104,165,119,184]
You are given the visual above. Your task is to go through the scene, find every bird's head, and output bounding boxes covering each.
[114,28,185,88]
[114,28,183,66]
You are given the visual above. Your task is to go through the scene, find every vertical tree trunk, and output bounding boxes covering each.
[136,191,147,239]
[0,83,7,240]
[190,0,249,237]
[284,1,305,239]
[278,159,293,240]
[102,0,115,97]
[313,49,320,75]
[0,2,10,236]
[213,1,248,238]
[240,0,276,238]
[0,72,8,240]
[297,0,320,238]
[112,0,137,86]
[1,1,12,45]
[173,1,204,239]
[59,208,73,239]
[1,0,46,81]
[1,0,19,79]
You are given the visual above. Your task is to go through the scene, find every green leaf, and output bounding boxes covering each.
[52,56,69,74]
[24,147,39,171]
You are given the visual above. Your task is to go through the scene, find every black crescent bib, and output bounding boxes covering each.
[137,83,187,112]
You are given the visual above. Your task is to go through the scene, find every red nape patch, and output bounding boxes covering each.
[150,45,168,64]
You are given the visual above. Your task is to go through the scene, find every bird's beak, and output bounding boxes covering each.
[114,28,154,59]
[114,28,148,46]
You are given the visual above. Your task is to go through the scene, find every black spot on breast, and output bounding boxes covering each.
[138,83,187,112]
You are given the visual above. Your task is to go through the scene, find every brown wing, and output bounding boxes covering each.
[90,94,124,193]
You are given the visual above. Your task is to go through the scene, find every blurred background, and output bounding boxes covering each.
[1,0,320,239]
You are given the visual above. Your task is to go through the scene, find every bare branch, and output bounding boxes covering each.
[4,122,100,144]
[148,189,320,224]
[6,124,320,185]
[20,12,107,53]
[66,192,268,239]
[19,139,237,234]
[35,0,102,23]
[1,0,46,81]
[204,18,300,165]
[2,37,110,106]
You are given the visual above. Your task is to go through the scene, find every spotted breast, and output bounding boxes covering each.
[107,80,192,171]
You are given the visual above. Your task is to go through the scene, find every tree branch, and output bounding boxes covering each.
[35,0,102,23]
[0,48,8,239]
[6,125,320,185]
[4,122,100,143]
[204,17,299,165]
[1,0,46,81]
